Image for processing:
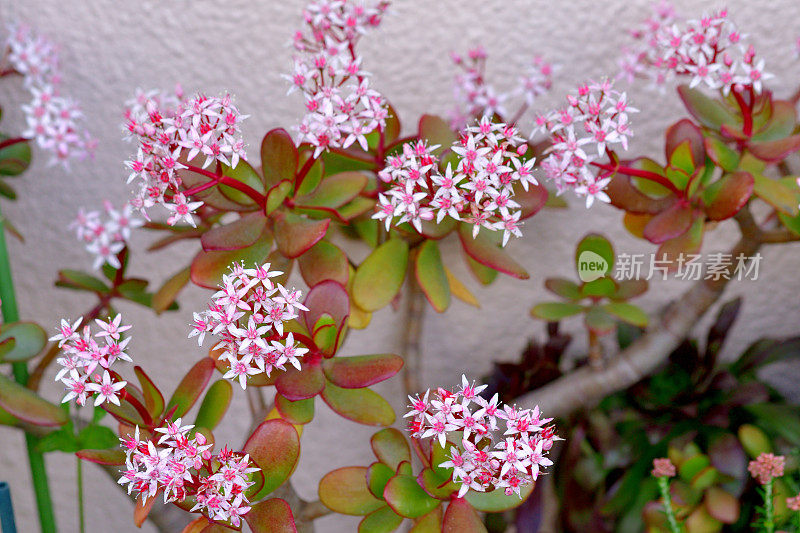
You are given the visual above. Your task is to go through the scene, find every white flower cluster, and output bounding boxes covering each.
[406,375,558,498]
[375,118,537,245]
[71,201,143,270]
[619,4,773,95]
[123,88,248,225]
[287,0,390,157]
[190,262,309,389]
[535,79,637,208]
[118,421,259,527]
[4,23,95,166]
[51,315,132,407]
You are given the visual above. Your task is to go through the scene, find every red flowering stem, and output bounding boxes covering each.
[182,164,266,207]
[0,137,27,150]
[294,153,318,193]
[732,88,753,137]
[591,160,682,196]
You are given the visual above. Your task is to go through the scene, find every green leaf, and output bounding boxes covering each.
[0,137,32,176]
[575,233,615,274]
[703,171,754,220]
[323,354,403,389]
[77,424,118,449]
[603,302,649,327]
[152,266,190,314]
[752,100,798,141]
[442,498,487,533]
[677,85,738,130]
[245,419,301,499]
[669,141,698,175]
[200,212,268,251]
[544,278,582,301]
[245,497,297,533]
[298,240,349,287]
[134,366,165,418]
[414,240,450,312]
[319,466,384,515]
[0,180,16,199]
[464,255,498,285]
[266,180,293,215]
[383,474,439,519]
[194,380,232,431]
[165,358,215,419]
[352,239,409,312]
[457,224,529,279]
[56,269,110,293]
[665,119,705,169]
[359,505,403,533]
[745,404,800,446]
[585,306,617,335]
[0,321,46,363]
[321,381,395,426]
[0,373,67,427]
[261,128,298,188]
[76,448,126,466]
[274,394,315,425]
[274,212,329,259]
[371,428,411,470]
[581,277,616,298]
[367,462,396,498]
[190,227,272,289]
[704,137,740,172]
[295,150,324,197]
[37,426,80,453]
[752,173,799,216]
[530,302,584,321]
[465,483,534,512]
[297,171,368,209]
[218,159,265,206]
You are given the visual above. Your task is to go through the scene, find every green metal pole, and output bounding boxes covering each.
[0,205,57,532]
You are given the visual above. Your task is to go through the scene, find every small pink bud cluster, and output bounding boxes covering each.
[787,494,800,512]
[651,457,676,478]
[375,118,537,246]
[287,0,390,157]
[70,201,143,270]
[748,452,785,485]
[515,55,557,107]
[51,315,132,407]
[5,23,95,166]
[405,375,558,498]
[123,88,248,225]
[535,79,636,208]
[190,262,309,389]
[620,5,773,95]
[118,421,259,527]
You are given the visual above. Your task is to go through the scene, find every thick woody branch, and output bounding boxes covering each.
[401,280,426,396]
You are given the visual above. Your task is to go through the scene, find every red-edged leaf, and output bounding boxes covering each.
[677,85,738,129]
[656,217,705,266]
[544,278,582,300]
[297,171,368,209]
[266,180,293,215]
[748,134,800,163]
[666,119,705,167]
[352,239,409,311]
[359,505,404,533]
[261,128,298,188]
[703,171,754,220]
[298,240,349,287]
[517,181,549,219]
[643,203,695,244]
[752,173,799,216]
[383,474,439,519]
[370,428,411,470]
[704,137,740,172]
[76,448,126,466]
[134,366,165,418]
[194,380,233,431]
[410,507,443,532]
[274,212,329,259]
[246,498,298,533]
[367,462,396,498]
[321,381,395,426]
[418,115,457,154]
[612,279,648,300]
[465,483,534,511]
[0,373,67,427]
[166,358,215,419]
[457,224,529,279]
[244,419,300,499]
[319,466,384,515]
[274,394,315,425]
[752,100,798,141]
[323,354,403,389]
[218,160,266,207]
[0,321,46,363]
[152,266,191,314]
[607,172,673,214]
[415,240,450,312]
[275,357,325,401]
[443,498,486,532]
[302,280,350,333]
[201,212,267,251]
[190,227,272,289]
[134,494,156,528]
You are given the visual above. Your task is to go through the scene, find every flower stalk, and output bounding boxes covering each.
[657,476,681,533]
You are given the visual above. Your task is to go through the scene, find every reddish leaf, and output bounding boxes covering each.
[607,172,673,215]
[200,212,268,251]
[656,217,705,266]
[275,358,325,401]
[415,240,450,312]
[0,373,67,427]
[323,354,403,389]
[383,474,439,519]
[418,115,457,153]
[134,494,156,528]
[443,498,486,532]
[190,227,272,289]
[752,100,798,141]
[302,280,350,333]
[612,279,648,301]
[705,487,739,524]
[544,278,582,300]
[76,448,126,466]
[748,134,800,163]
[321,381,395,426]
[261,128,298,188]
[244,419,300,499]
[457,224,529,279]
[274,212,329,259]
[166,358,215,419]
[703,171,754,221]
[298,240,349,287]
[677,85,738,129]
[297,171,368,209]
[245,498,297,533]
[517,181,549,219]
[643,202,695,244]
[134,366,165,418]
[319,466,384,515]
[665,119,705,167]
[352,239,409,311]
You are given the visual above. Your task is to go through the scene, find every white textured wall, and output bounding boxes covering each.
[1,0,799,531]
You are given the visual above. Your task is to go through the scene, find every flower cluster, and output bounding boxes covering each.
[70,201,143,270]
[620,4,773,95]
[190,262,309,389]
[123,88,248,225]
[535,79,636,207]
[375,118,536,245]
[118,421,259,527]
[405,375,558,498]
[747,452,785,485]
[51,315,132,407]
[287,0,390,157]
[4,23,95,166]
[651,457,676,478]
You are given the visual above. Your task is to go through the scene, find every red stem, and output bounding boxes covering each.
[182,164,266,207]
[0,137,28,150]
[591,160,682,196]
[294,154,318,193]
[732,89,753,137]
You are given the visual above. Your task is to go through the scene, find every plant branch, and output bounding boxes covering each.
[401,279,426,397]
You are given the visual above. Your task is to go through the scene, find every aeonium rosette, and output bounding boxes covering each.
[405,375,559,498]
[189,262,310,389]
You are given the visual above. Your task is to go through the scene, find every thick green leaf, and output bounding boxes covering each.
[367,462,396,498]
[266,180,293,215]
[383,474,439,519]
[703,171,754,220]
[359,505,403,533]
[677,85,738,130]
[194,379,232,431]
[530,302,583,321]
[274,212,329,259]
[323,354,403,389]
[704,137,740,172]
[417,468,457,500]
[321,381,395,426]
[0,373,67,427]
[745,404,800,446]
[297,171,368,209]
[56,269,109,293]
[585,306,617,335]
[544,278,582,301]
[457,224,529,279]
[603,302,649,327]
[0,321,46,363]
[752,173,799,216]
[218,159,265,206]
[244,419,301,499]
[465,255,498,286]
[465,483,534,512]
[0,138,32,176]
[295,150,324,197]
[201,212,267,251]
[261,128,298,188]
[246,497,297,533]
[165,358,215,419]
[752,100,798,141]
[77,424,118,450]
[575,233,615,274]
[414,240,450,312]
[190,227,272,289]
[319,466,384,515]
[665,120,704,169]
[134,366,165,418]
[298,240,349,287]
[371,428,411,470]
[352,239,409,311]
[152,266,190,314]
[76,448,126,466]
[443,498,487,533]
[274,394,315,425]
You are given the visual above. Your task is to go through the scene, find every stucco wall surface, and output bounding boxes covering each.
[0,0,799,531]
